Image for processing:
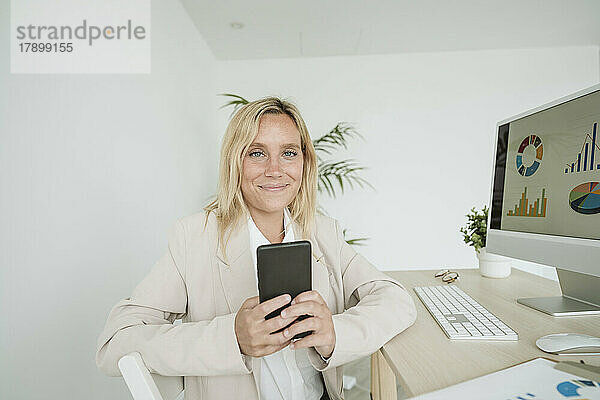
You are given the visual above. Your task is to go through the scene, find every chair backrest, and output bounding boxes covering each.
[118,352,184,400]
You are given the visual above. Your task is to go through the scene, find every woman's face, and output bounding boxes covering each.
[241,113,304,218]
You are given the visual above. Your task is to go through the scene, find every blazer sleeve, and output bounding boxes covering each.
[95,219,251,377]
[308,219,417,370]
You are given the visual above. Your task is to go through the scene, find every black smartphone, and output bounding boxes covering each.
[257,240,312,340]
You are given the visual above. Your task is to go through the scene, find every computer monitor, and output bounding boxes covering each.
[487,83,600,316]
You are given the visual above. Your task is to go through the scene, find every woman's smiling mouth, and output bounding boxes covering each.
[258,184,290,192]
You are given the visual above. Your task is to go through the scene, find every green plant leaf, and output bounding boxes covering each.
[317,159,374,198]
[313,123,363,156]
[342,228,369,246]
[460,205,489,251]
[219,93,250,118]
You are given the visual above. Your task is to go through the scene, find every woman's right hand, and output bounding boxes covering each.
[235,294,296,357]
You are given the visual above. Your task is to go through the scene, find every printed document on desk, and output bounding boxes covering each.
[411,358,600,399]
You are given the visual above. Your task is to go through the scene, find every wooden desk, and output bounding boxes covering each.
[380,268,600,398]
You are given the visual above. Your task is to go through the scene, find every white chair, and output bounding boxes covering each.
[118,352,184,400]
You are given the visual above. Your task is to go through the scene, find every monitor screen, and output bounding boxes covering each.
[490,88,600,241]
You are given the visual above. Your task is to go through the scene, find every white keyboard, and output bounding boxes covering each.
[414,285,518,341]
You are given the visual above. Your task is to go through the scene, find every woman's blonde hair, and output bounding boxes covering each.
[204,97,318,261]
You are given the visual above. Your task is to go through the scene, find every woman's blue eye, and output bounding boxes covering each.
[248,150,297,158]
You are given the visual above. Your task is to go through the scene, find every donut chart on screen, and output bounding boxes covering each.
[569,182,600,214]
[516,134,543,177]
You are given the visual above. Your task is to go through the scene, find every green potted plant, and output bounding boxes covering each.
[460,206,511,278]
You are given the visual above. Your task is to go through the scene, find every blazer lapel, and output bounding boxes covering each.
[216,219,258,314]
[292,222,332,309]
[215,219,264,397]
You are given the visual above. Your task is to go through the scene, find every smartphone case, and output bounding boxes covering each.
[257,240,312,339]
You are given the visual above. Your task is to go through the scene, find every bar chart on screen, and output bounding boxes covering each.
[507,187,548,217]
[564,122,600,173]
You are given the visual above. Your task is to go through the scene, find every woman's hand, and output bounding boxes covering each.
[281,290,335,359]
[235,294,297,357]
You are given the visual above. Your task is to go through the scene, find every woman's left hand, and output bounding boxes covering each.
[280,290,335,359]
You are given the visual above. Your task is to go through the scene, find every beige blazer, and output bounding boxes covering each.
[96,211,417,400]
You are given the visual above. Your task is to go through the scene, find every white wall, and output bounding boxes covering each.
[215,46,600,279]
[0,0,219,398]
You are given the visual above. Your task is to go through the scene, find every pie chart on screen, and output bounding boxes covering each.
[569,182,600,214]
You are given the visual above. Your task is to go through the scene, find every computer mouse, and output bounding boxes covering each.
[536,333,600,355]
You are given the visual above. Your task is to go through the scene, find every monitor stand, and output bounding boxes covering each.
[517,269,600,316]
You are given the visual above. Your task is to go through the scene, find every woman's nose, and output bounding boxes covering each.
[264,156,283,177]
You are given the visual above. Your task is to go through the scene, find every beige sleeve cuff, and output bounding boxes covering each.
[228,312,253,374]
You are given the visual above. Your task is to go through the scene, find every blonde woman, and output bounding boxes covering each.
[96,97,417,400]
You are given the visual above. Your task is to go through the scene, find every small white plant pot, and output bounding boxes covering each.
[476,247,511,278]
